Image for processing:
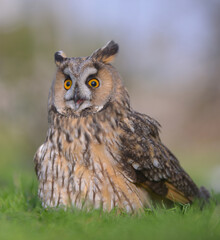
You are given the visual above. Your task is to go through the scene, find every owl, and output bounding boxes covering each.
[34,41,209,213]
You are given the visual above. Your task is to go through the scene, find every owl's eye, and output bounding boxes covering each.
[64,79,72,90]
[87,78,100,88]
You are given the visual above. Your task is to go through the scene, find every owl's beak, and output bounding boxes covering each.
[73,85,79,103]
[73,86,85,109]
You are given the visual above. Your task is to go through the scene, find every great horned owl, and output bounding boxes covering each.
[34,41,209,212]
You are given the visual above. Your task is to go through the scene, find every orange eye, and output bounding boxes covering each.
[88,78,100,88]
[64,79,72,90]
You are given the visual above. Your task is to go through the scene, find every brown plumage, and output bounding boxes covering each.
[34,41,209,212]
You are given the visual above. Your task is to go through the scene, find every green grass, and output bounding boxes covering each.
[0,132,220,240]
[0,174,219,240]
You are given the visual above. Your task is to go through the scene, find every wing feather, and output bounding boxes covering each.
[119,111,200,203]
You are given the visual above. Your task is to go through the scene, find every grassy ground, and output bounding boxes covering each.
[0,177,219,240]
[0,132,220,240]
[0,171,219,240]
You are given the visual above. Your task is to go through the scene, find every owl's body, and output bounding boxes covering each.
[34,41,209,212]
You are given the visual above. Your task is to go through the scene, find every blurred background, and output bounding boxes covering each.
[0,0,219,192]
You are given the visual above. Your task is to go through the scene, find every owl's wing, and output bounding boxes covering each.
[119,111,201,204]
[34,143,47,178]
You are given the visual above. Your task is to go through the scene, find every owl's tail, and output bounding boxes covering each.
[199,186,210,202]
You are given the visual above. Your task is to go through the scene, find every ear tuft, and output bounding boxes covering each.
[91,40,119,63]
[54,51,67,66]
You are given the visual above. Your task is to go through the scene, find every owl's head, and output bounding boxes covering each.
[48,41,123,117]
